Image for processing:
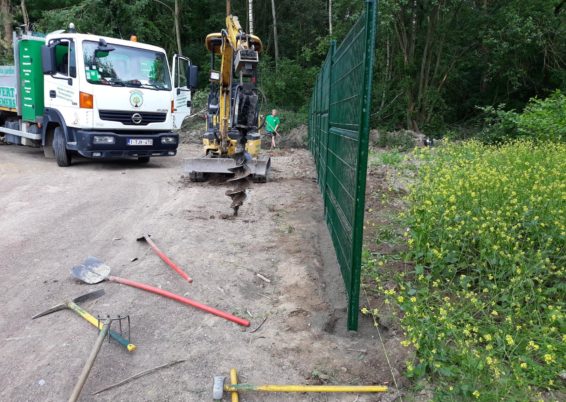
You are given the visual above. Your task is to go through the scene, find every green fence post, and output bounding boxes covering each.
[322,40,336,212]
[347,0,378,330]
[307,0,378,331]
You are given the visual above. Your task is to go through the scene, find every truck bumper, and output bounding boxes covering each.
[71,129,179,158]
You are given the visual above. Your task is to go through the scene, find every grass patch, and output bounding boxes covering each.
[389,140,565,400]
[369,149,405,167]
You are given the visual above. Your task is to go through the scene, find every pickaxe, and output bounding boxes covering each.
[32,289,136,352]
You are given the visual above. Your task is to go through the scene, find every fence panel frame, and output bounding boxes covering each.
[308,0,377,330]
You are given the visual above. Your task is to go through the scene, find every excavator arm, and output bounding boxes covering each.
[206,15,262,152]
[184,2,270,216]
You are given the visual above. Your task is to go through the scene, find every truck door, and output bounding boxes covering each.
[43,39,79,129]
[171,55,192,129]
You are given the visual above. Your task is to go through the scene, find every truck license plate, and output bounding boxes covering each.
[127,139,153,146]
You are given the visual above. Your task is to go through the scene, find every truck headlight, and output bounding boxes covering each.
[161,136,177,144]
[93,135,115,144]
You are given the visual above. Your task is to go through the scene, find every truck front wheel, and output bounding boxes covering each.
[53,126,71,167]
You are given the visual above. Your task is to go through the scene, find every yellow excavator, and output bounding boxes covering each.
[184,1,270,215]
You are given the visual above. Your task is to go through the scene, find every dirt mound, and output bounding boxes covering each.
[278,124,308,148]
[178,129,201,145]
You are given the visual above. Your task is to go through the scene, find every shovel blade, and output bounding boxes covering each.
[71,256,110,284]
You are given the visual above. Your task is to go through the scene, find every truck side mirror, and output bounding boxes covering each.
[41,46,57,75]
[188,65,199,90]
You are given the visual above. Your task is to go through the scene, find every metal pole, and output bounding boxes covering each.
[174,0,182,55]
[349,0,377,331]
[270,0,279,69]
[328,0,332,35]
[225,384,388,393]
[248,0,254,35]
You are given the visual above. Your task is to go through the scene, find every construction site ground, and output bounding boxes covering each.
[0,142,408,401]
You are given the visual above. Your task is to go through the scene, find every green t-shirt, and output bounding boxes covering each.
[265,115,280,133]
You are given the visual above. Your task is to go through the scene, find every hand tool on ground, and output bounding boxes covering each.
[213,369,388,401]
[71,257,250,327]
[136,234,193,283]
[68,319,109,402]
[93,359,186,395]
[32,289,136,352]
[68,315,131,402]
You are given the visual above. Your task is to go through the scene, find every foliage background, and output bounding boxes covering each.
[1,0,564,132]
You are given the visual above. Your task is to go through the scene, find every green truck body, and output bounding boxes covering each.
[19,38,45,122]
[0,35,45,121]
[0,66,17,111]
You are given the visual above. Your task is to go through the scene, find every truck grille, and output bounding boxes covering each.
[98,110,167,126]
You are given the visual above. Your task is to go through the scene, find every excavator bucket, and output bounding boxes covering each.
[184,155,271,183]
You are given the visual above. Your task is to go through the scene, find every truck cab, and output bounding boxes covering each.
[0,26,197,166]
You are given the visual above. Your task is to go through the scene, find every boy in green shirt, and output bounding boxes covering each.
[264,109,280,149]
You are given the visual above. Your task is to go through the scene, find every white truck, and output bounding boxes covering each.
[0,25,197,166]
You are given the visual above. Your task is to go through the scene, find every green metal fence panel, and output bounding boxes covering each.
[308,0,377,330]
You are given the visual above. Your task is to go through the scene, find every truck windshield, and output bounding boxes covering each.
[83,41,171,90]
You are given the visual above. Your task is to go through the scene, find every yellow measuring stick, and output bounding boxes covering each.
[224,384,389,393]
[222,368,387,401]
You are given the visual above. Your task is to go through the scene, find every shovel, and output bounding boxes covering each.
[71,257,250,327]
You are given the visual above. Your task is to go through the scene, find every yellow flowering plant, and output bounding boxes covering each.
[396,140,565,400]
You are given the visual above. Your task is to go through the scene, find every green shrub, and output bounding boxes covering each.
[517,91,566,142]
[478,90,566,144]
[259,56,319,110]
[190,89,209,114]
[394,140,565,400]
[476,104,519,144]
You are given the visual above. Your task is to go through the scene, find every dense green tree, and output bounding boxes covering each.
[1,0,563,130]
[372,0,566,132]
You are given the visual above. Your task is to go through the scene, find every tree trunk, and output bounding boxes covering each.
[270,0,279,70]
[21,0,29,32]
[174,0,182,55]
[328,0,332,36]
[248,0,253,35]
[1,0,11,43]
